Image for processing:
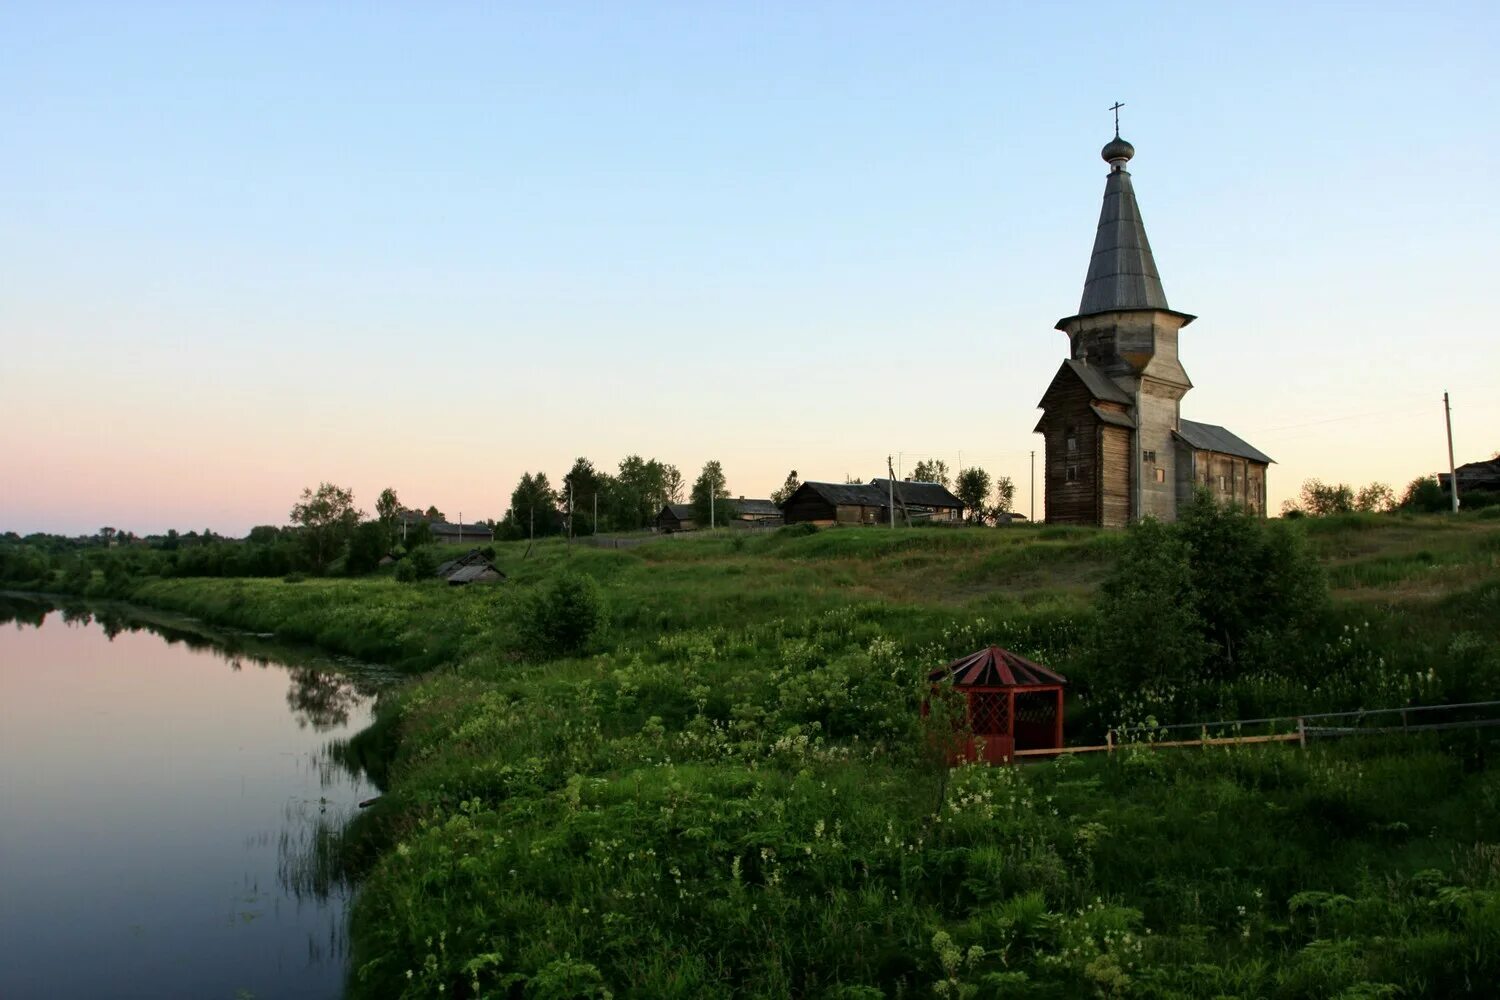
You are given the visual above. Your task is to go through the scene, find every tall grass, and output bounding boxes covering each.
[78,516,1500,997]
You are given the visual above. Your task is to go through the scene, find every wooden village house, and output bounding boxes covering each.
[781,480,963,527]
[728,498,783,525]
[1034,130,1271,526]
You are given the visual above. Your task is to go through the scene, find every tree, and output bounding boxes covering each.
[376,488,401,543]
[247,525,281,545]
[993,476,1016,515]
[770,470,801,507]
[1296,479,1355,516]
[661,464,685,504]
[1400,476,1448,513]
[346,520,388,575]
[1354,482,1396,513]
[910,459,951,489]
[560,457,611,534]
[608,456,682,530]
[691,460,729,527]
[423,505,446,522]
[289,482,360,574]
[955,467,992,523]
[502,472,562,539]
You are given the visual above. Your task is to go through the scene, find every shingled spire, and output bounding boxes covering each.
[1077,136,1170,315]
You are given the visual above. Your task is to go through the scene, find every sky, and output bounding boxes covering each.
[3,2,1497,536]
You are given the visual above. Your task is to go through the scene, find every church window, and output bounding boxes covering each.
[1154,468,1166,484]
[1143,449,1156,463]
[1066,465,1079,483]
[1065,428,1078,454]
[1217,475,1226,491]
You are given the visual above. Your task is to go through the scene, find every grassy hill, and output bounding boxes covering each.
[123,514,1500,997]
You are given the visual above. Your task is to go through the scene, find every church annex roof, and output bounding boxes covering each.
[1175,419,1274,465]
[1064,359,1132,404]
[1078,139,1172,316]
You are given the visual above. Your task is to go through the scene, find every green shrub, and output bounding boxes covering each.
[517,572,608,658]
[395,547,437,584]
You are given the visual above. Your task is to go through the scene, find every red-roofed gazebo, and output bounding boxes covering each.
[925,647,1067,764]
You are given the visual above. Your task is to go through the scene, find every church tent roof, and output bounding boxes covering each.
[1079,156,1171,315]
[1175,419,1274,464]
[928,646,1068,688]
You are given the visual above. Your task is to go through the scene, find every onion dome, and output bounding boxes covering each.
[1101,135,1135,166]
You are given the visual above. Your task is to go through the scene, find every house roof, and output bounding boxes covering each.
[869,479,965,509]
[434,549,504,583]
[1175,419,1274,465]
[446,563,504,584]
[430,521,493,536]
[434,549,495,577]
[928,646,1068,688]
[730,498,781,517]
[661,503,696,520]
[795,481,890,506]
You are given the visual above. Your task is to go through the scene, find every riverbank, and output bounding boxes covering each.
[39,514,1500,996]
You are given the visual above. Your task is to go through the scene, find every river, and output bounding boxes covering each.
[0,596,392,999]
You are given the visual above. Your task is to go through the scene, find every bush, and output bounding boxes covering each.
[1401,476,1450,513]
[775,522,818,538]
[394,547,436,584]
[345,521,389,576]
[1083,491,1329,722]
[517,572,608,658]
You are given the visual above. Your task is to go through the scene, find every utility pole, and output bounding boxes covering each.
[1029,450,1035,522]
[458,511,462,546]
[1444,391,1459,513]
[568,480,574,546]
[888,456,895,528]
[593,493,598,534]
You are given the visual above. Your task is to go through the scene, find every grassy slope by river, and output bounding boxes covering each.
[123,515,1500,998]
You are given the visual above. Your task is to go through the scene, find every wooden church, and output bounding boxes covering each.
[1035,126,1272,526]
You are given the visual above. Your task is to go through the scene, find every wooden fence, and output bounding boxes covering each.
[1012,700,1500,758]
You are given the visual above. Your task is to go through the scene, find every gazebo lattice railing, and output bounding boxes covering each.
[926,646,1067,764]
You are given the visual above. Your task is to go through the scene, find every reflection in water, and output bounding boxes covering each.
[0,594,393,1000]
[2,594,391,735]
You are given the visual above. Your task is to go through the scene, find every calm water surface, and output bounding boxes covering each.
[0,599,389,999]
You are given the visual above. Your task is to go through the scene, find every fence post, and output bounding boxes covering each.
[1106,729,1114,755]
[1297,717,1307,749]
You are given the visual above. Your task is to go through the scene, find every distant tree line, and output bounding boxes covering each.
[1282,475,1498,517]
[496,455,688,539]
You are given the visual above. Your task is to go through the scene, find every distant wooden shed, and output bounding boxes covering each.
[434,549,505,585]
[926,647,1066,764]
[656,503,698,533]
[729,497,783,525]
